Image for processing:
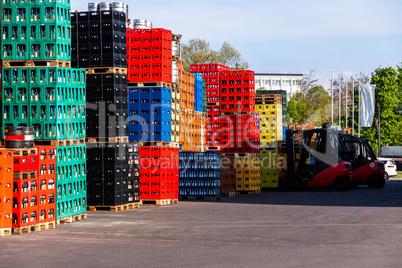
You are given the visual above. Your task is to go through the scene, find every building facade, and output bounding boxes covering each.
[255,73,303,101]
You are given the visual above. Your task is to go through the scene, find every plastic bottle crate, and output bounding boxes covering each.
[55,144,87,219]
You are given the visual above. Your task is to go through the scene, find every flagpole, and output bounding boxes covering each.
[339,76,341,128]
[352,79,354,135]
[331,71,333,126]
[358,81,361,138]
[345,79,348,129]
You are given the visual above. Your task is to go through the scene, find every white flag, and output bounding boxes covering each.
[360,84,376,127]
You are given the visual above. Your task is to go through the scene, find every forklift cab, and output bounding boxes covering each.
[285,127,353,190]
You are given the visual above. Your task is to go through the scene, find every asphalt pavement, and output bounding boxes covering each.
[1,179,402,268]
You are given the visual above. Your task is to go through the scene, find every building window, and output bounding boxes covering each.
[284,80,291,86]
[264,80,271,86]
[273,80,281,86]
[293,80,301,86]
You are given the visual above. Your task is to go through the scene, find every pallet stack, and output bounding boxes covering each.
[139,146,179,205]
[190,64,230,149]
[255,93,283,148]
[71,3,139,210]
[179,152,221,199]
[177,61,206,152]
[1,0,87,228]
[127,26,180,205]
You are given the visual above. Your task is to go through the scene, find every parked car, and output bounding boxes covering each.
[378,158,398,180]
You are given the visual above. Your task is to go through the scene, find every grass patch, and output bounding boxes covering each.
[397,171,402,179]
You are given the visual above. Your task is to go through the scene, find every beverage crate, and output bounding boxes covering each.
[194,73,204,112]
[55,144,87,219]
[1,67,87,139]
[179,151,221,197]
[71,10,127,68]
[139,146,179,201]
[87,142,140,206]
[128,87,172,142]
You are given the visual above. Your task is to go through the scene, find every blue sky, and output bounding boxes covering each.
[71,0,402,87]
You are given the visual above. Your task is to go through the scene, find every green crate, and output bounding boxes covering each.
[1,23,29,42]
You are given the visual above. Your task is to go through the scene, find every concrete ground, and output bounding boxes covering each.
[2,179,402,268]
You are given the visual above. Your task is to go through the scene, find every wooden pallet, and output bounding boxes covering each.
[172,55,180,62]
[205,146,221,151]
[88,202,140,212]
[221,111,255,115]
[172,33,181,42]
[140,199,178,206]
[56,213,87,225]
[12,224,39,235]
[14,170,37,180]
[2,60,71,68]
[206,102,220,106]
[179,196,221,201]
[139,141,180,148]
[242,189,262,195]
[127,81,173,89]
[37,221,56,231]
[86,136,128,143]
[221,192,240,197]
[86,67,127,74]
[34,138,85,147]
[0,228,12,237]
[11,147,38,156]
[234,153,260,157]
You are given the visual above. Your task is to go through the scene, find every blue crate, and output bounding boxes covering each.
[194,73,204,112]
[283,125,288,140]
[128,86,172,142]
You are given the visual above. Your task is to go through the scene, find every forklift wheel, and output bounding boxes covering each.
[367,175,386,189]
[286,175,305,191]
[333,177,350,191]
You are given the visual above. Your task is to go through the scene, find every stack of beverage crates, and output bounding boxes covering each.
[179,152,220,198]
[71,7,127,68]
[0,149,13,236]
[71,3,139,209]
[178,60,206,152]
[0,127,58,234]
[219,70,260,193]
[139,146,179,204]
[126,28,172,83]
[87,142,139,207]
[255,92,284,189]
[0,0,87,230]
[191,64,229,148]
[127,26,182,204]
[255,93,283,148]
[256,89,288,124]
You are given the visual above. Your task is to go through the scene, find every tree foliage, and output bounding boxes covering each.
[359,65,402,152]
[287,70,331,125]
[182,39,248,71]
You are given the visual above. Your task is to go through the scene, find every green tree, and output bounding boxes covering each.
[217,41,249,70]
[287,70,331,125]
[360,65,402,152]
[181,39,248,71]
[181,39,218,71]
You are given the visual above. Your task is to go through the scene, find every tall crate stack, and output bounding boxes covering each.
[127,26,179,205]
[256,89,288,124]
[171,33,181,143]
[1,0,87,227]
[0,149,13,236]
[190,64,229,149]
[255,93,283,189]
[71,3,139,209]
[177,61,205,152]
[219,70,260,193]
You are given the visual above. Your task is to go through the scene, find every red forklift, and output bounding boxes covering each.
[284,126,353,191]
[338,133,385,188]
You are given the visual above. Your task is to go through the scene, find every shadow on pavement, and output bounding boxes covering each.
[185,179,402,208]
